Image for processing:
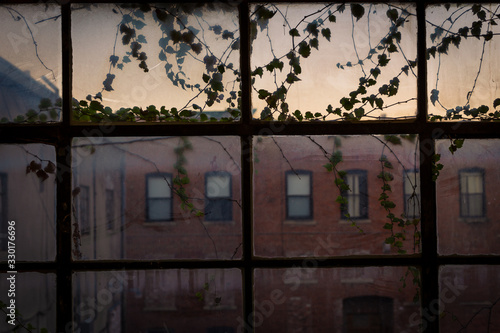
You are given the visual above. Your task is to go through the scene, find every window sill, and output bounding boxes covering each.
[284,220,317,225]
[144,221,176,226]
[339,219,371,224]
[203,220,235,225]
[459,217,488,224]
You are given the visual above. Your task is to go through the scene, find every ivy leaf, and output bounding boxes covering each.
[309,38,319,50]
[289,28,300,37]
[286,73,301,84]
[329,14,336,22]
[493,98,500,108]
[137,34,147,43]
[386,9,398,22]
[109,55,119,67]
[122,56,131,63]
[430,89,439,106]
[321,28,331,41]
[298,41,311,58]
[351,4,365,21]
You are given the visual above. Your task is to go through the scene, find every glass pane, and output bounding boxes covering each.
[251,3,417,121]
[287,173,310,196]
[436,139,500,255]
[148,176,171,198]
[72,3,240,123]
[427,4,500,121]
[288,197,310,218]
[253,267,420,332]
[148,198,171,221]
[72,136,241,260]
[439,266,500,332]
[207,174,231,198]
[0,4,62,123]
[0,144,56,261]
[253,135,420,257]
[73,269,242,332]
[0,272,56,332]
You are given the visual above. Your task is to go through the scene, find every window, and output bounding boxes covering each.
[79,185,90,235]
[343,296,393,333]
[404,170,420,218]
[0,173,6,251]
[105,189,115,230]
[2,2,500,333]
[146,173,173,222]
[341,170,368,219]
[459,168,485,218]
[205,171,232,221]
[286,170,312,220]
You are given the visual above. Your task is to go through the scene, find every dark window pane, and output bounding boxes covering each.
[437,139,500,255]
[72,136,241,260]
[427,4,500,120]
[72,3,240,123]
[0,272,55,332]
[251,3,417,121]
[440,266,500,332]
[0,144,56,261]
[254,267,419,332]
[254,135,420,257]
[74,269,242,332]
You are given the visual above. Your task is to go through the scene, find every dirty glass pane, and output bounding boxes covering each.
[0,272,56,332]
[253,267,420,332]
[427,4,500,121]
[0,4,62,123]
[72,3,240,123]
[253,135,420,257]
[71,136,241,260]
[436,139,500,255]
[251,3,417,121]
[0,144,56,261]
[73,269,242,332]
[439,266,500,332]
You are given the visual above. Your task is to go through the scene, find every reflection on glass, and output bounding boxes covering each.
[0,272,56,332]
[251,3,417,121]
[72,3,240,123]
[253,135,420,257]
[427,4,500,120]
[73,269,242,332]
[0,144,56,261]
[254,267,420,332]
[72,136,241,260]
[0,4,62,123]
[439,266,500,332]
[436,139,500,255]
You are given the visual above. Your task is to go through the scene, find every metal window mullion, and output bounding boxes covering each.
[239,1,255,332]
[57,3,73,332]
[417,2,439,333]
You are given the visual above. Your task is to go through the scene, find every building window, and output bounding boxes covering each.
[146,173,173,222]
[404,170,420,218]
[341,170,368,219]
[343,296,393,333]
[105,189,115,230]
[0,173,7,251]
[79,185,90,235]
[286,170,312,220]
[205,171,232,221]
[459,168,485,218]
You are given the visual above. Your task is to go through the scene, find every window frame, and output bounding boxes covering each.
[204,171,233,222]
[145,172,173,222]
[458,167,486,219]
[285,169,313,220]
[0,2,499,333]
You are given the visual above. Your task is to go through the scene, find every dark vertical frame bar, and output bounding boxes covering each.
[239,0,254,332]
[417,2,439,333]
[57,2,73,331]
